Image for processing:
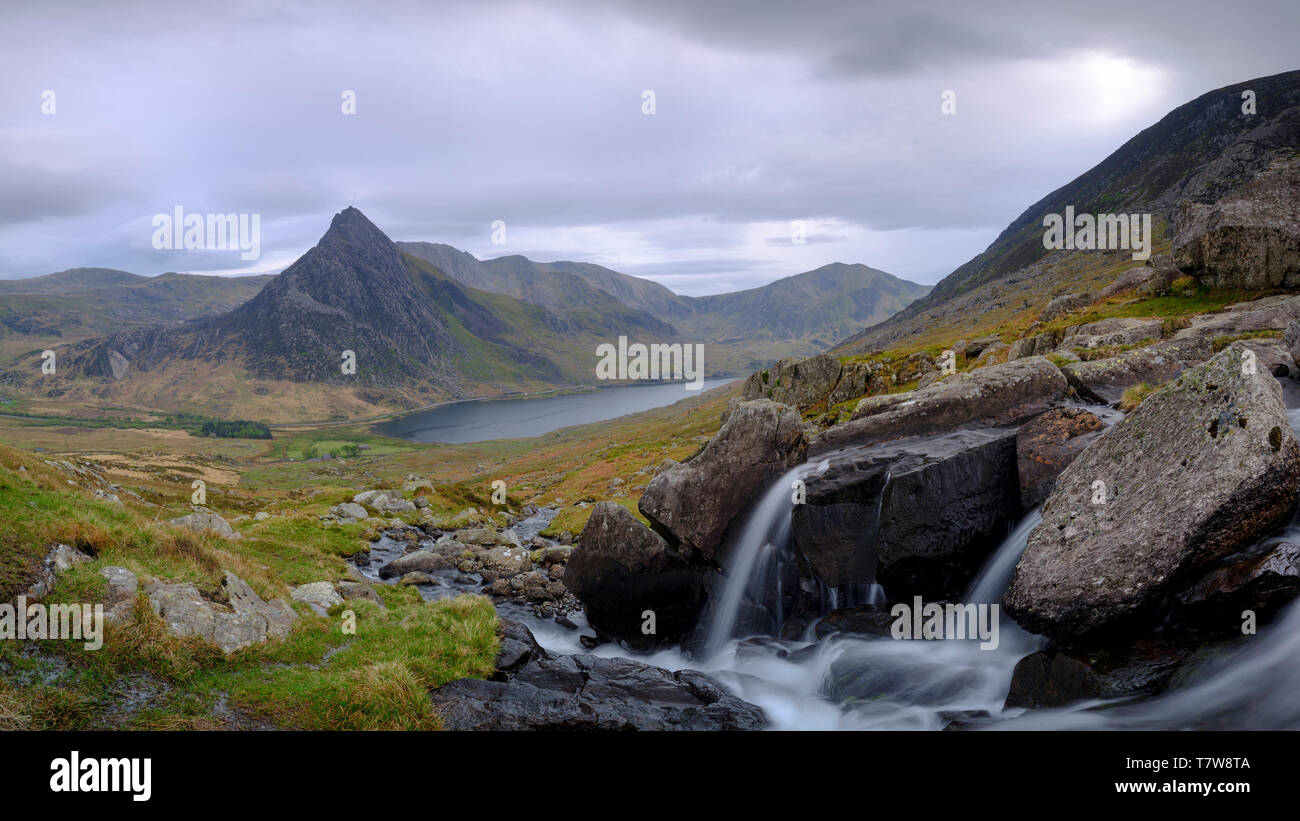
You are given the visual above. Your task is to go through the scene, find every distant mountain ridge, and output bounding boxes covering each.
[397,242,928,349]
[1,209,927,421]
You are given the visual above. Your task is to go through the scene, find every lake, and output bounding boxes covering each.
[375,379,738,444]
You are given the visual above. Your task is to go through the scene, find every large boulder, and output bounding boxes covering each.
[812,356,1068,454]
[432,638,765,730]
[1060,347,1184,404]
[168,512,239,540]
[639,399,808,563]
[1015,408,1105,508]
[1004,347,1300,642]
[1173,156,1300,289]
[379,549,453,579]
[1287,320,1300,370]
[1040,292,1091,321]
[290,581,344,615]
[565,502,704,649]
[742,354,842,411]
[793,429,1020,600]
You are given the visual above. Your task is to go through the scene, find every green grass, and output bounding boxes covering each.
[0,448,499,730]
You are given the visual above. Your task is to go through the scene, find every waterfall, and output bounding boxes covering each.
[965,508,1042,604]
[700,454,888,659]
[700,463,808,658]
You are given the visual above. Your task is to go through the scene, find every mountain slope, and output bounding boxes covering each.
[839,68,1300,354]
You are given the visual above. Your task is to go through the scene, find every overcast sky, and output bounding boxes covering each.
[1,0,1296,294]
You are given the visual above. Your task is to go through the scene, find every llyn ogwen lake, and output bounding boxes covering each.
[376,379,737,444]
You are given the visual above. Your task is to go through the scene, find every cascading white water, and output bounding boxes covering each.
[966,509,1041,604]
[701,463,811,658]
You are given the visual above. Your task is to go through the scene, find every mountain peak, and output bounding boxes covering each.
[322,206,392,246]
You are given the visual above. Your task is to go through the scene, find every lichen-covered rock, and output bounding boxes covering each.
[1005,347,1300,642]
[1060,317,1164,350]
[145,572,295,653]
[168,512,240,540]
[378,549,452,579]
[290,581,344,615]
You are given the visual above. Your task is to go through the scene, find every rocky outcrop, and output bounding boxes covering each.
[812,356,1068,453]
[431,622,765,730]
[564,502,704,650]
[1060,347,1184,404]
[329,502,368,522]
[1060,317,1163,350]
[743,353,841,410]
[1040,292,1090,321]
[148,571,297,653]
[639,399,808,563]
[1007,330,1062,361]
[1015,408,1105,508]
[1004,347,1300,642]
[168,512,240,540]
[1096,265,1164,299]
[1173,156,1300,289]
[353,489,416,514]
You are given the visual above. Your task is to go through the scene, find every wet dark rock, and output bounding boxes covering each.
[1169,541,1300,637]
[489,618,544,681]
[795,430,1019,601]
[1005,642,1186,709]
[811,607,896,639]
[564,502,704,650]
[433,625,766,730]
